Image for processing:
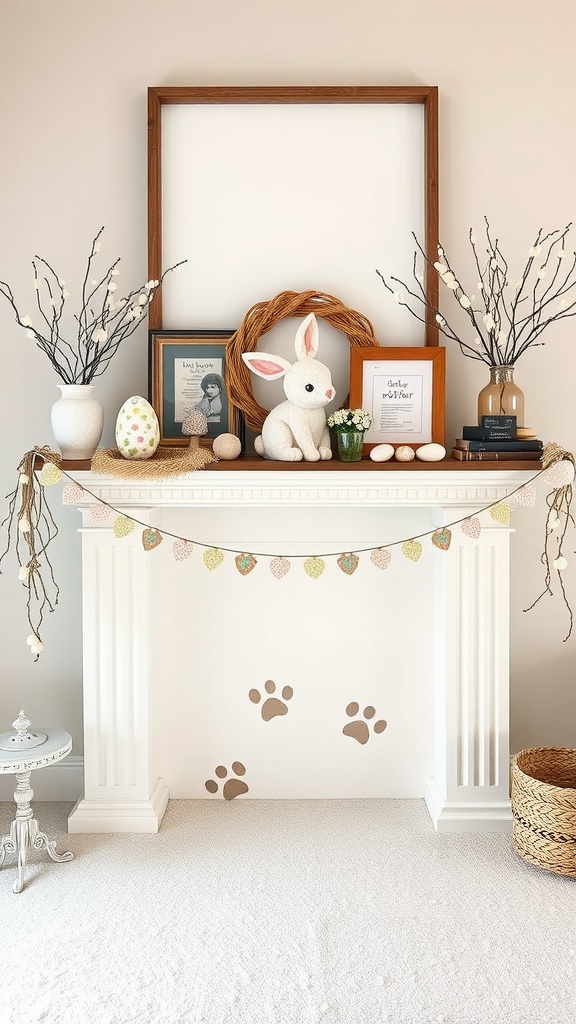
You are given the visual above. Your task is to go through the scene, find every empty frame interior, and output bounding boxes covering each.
[148,87,438,347]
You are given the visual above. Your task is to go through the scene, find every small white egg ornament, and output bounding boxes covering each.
[212,433,242,460]
[415,443,447,462]
[369,444,395,463]
[115,396,160,460]
[395,445,415,462]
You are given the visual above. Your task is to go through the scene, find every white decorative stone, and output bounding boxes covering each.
[369,443,395,463]
[415,443,447,462]
[115,396,160,460]
[395,445,415,462]
[212,433,242,460]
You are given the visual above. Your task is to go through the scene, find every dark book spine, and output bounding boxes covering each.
[451,448,541,461]
[455,439,543,452]
[462,425,517,441]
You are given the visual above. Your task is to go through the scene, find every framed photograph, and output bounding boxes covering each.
[149,330,238,446]
[147,86,439,346]
[349,347,445,454]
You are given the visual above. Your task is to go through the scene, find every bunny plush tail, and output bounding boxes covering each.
[254,435,265,456]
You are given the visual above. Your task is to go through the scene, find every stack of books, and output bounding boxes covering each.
[452,416,543,462]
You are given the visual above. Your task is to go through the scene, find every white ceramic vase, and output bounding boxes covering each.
[50,384,104,460]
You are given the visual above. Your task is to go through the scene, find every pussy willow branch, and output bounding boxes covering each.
[0,229,186,384]
[377,220,576,366]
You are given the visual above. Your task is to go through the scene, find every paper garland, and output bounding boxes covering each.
[54,480,524,576]
[402,540,423,562]
[52,460,575,583]
[39,463,62,486]
[9,443,572,662]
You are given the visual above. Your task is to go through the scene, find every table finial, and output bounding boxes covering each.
[0,709,47,750]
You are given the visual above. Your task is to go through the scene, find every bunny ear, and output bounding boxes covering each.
[294,313,319,360]
[242,351,291,380]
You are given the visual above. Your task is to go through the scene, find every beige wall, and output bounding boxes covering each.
[0,0,574,761]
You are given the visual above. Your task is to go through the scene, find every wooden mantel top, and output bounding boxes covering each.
[59,454,542,473]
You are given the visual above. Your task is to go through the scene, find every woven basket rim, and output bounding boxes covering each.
[513,746,576,794]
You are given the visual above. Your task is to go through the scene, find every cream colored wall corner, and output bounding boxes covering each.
[0,0,574,798]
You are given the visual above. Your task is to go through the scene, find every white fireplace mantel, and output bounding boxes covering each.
[67,465,534,834]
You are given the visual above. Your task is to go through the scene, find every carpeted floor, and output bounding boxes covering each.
[0,798,575,1024]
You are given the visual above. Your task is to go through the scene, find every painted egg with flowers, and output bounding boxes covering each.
[115,396,160,460]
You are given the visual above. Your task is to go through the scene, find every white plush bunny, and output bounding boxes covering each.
[242,313,336,461]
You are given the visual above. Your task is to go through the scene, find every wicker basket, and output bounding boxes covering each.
[511,747,576,877]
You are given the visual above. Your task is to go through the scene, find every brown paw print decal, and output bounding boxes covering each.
[205,761,249,800]
[249,680,294,721]
[343,703,387,745]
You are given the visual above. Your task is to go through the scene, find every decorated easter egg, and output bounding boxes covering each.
[415,442,447,462]
[212,433,242,460]
[115,396,160,460]
[369,443,395,463]
[395,445,415,462]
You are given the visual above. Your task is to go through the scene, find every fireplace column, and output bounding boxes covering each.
[68,506,169,833]
[425,509,512,832]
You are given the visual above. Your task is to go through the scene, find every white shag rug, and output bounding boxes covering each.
[1,798,575,1024]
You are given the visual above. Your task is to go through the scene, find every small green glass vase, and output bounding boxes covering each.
[336,429,364,462]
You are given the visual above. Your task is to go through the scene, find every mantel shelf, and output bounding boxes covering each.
[60,454,542,474]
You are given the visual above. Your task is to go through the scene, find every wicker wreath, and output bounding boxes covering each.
[226,290,380,434]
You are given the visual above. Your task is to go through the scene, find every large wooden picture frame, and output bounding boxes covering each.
[147,86,439,345]
[350,347,446,455]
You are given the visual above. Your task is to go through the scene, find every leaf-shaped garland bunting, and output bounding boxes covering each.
[371,548,392,570]
[337,553,359,575]
[304,557,325,579]
[270,556,290,579]
[39,463,62,487]
[5,443,575,660]
[235,553,257,575]
[113,516,134,539]
[142,528,163,551]
[490,503,511,526]
[90,502,111,522]
[461,516,482,539]
[203,547,224,571]
[432,528,452,551]
[173,539,193,561]
[402,540,422,562]
[513,484,537,508]
[62,482,84,505]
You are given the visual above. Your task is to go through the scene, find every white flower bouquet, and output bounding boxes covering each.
[327,408,373,432]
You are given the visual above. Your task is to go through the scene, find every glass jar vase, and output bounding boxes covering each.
[336,430,364,462]
[477,365,524,427]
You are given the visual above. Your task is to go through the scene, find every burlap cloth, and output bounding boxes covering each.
[91,445,217,478]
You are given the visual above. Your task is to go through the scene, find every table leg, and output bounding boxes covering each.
[0,770,73,893]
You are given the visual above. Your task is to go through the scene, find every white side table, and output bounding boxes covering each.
[0,723,73,893]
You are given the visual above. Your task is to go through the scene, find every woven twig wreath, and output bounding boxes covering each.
[226,290,380,434]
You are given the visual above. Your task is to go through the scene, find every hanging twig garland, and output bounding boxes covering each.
[523,442,576,640]
[0,446,61,658]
